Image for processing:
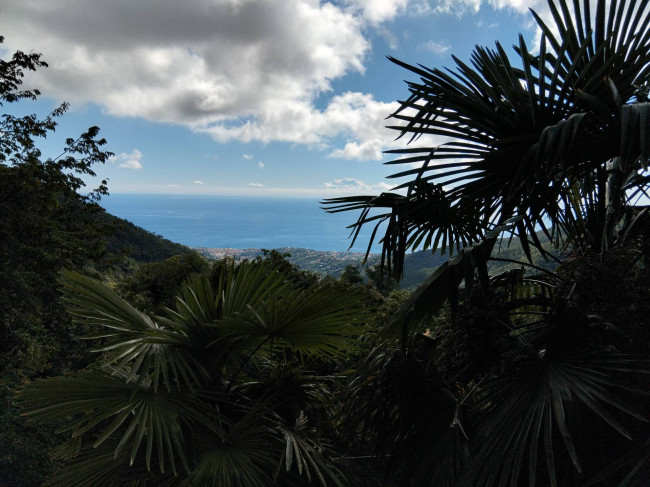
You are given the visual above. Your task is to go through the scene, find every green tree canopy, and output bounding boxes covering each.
[0,35,113,376]
[0,34,113,486]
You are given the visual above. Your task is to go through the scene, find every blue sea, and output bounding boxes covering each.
[100,194,381,252]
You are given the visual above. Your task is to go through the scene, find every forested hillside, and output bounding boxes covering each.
[197,237,557,291]
[104,213,193,264]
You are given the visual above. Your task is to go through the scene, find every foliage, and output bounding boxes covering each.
[0,35,114,485]
[256,249,320,289]
[0,48,113,374]
[326,0,650,277]
[326,0,650,485]
[118,252,210,314]
[104,213,194,265]
[0,374,58,487]
[17,260,373,486]
[364,265,398,297]
[339,264,364,286]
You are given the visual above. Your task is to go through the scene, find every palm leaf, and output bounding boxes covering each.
[462,348,650,487]
[344,337,468,487]
[61,270,202,391]
[16,369,209,475]
[185,408,279,487]
[219,280,371,363]
[324,0,650,279]
[45,440,179,487]
[276,411,346,487]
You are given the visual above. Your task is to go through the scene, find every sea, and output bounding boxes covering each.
[100,193,381,253]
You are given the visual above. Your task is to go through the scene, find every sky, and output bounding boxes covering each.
[2,0,554,199]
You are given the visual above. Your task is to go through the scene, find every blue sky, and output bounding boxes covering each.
[3,0,552,199]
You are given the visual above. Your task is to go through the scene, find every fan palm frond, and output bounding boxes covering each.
[61,270,204,391]
[324,0,650,280]
[185,408,277,487]
[344,336,468,487]
[463,348,650,487]
[219,282,368,364]
[21,260,368,485]
[16,369,208,476]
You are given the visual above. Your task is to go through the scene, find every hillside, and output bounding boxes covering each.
[196,236,559,291]
[103,212,194,264]
[196,246,381,276]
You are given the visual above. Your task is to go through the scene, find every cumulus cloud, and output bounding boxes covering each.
[247,182,264,187]
[487,0,547,14]
[2,0,385,159]
[324,177,393,193]
[120,160,143,170]
[413,0,481,16]
[421,40,451,55]
[345,0,409,24]
[411,0,548,18]
[198,91,401,159]
[475,19,499,29]
[109,149,143,170]
[257,161,265,169]
[330,139,385,161]
[193,180,205,185]
[1,0,558,162]
[242,154,253,160]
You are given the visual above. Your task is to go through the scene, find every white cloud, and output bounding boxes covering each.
[119,160,143,170]
[413,0,481,16]
[411,0,548,18]
[475,19,499,29]
[109,148,143,170]
[324,177,393,193]
[243,154,253,160]
[329,98,449,161]
[247,182,264,187]
[193,180,205,185]
[257,161,265,169]
[421,40,451,55]
[1,0,563,163]
[330,139,385,161]
[487,0,546,14]
[200,91,401,160]
[345,0,409,24]
[3,0,375,157]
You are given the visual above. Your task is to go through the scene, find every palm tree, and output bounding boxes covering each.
[326,0,650,279]
[326,0,650,485]
[17,259,370,486]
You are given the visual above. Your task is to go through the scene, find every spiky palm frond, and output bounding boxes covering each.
[335,3,650,486]
[16,369,203,476]
[43,439,179,487]
[275,411,347,487]
[324,0,650,281]
[183,408,278,487]
[19,262,369,485]
[463,348,650,487]
[218,282,368,364]
[348,265,650,487]
[61,270,205,392]
[344,336,469,487]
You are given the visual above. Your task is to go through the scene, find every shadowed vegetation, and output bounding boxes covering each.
[326,0,650,485]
